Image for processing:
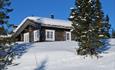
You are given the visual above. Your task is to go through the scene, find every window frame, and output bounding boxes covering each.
[45,29,55,41]
[33,30,39,42]
[65,31,71,41]
[24,32,29,43]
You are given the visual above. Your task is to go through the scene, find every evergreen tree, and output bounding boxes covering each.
[112,29,115,38]
[69,0,110,56]
[0,0,14,69]
[102,15,111,38]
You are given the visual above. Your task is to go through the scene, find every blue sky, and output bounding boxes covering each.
[9,0,115,29]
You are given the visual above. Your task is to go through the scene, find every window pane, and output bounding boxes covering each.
[50,32,53,39]
[67,33,69,40]
[47,32,50,38]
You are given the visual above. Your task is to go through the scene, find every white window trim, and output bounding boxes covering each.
[45,29,55,41]
[33,30,39,42]
[24,32,29,43]
[66,31,71,41]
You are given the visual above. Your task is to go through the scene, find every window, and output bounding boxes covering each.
[66,32,71,41]
[24,32,29,43]
[46,30,55,41]
[33,30,39,42]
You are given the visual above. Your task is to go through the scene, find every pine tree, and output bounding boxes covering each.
[69,0,110,56]
[102,15,111,38]
[0,0,14,69]
[112,29,115,38]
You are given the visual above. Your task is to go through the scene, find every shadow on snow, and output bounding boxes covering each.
[13,42,34,59]
[97,39,111,53]
[34,59,48,70]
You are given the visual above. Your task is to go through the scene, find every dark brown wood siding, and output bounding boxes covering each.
[55,30,65,41]
[40,28,45,42]
[14,19,72,42]
[29,31,33,42]
[41,26,71,41]
[15,20,41,42]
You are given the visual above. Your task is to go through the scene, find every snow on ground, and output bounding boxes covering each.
[7,39,115,70]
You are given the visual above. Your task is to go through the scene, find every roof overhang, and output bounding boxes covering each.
[12,16,72,38]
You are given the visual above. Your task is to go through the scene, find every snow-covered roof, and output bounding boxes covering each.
[0,34,12,38]
[13,16,72,32]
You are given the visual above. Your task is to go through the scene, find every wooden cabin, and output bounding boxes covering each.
[12,16,72,42]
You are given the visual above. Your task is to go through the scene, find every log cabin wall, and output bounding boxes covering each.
[39,28,45,42]
[41,26,70,41]
[55,29,65,41]
[15,20,41,42]
[13,19,72,42]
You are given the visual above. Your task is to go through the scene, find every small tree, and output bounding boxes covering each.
[101,15,111,38]
[69,0,110,56]
[112,29,115,38]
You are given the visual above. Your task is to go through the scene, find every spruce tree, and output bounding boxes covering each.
[0,0,14,69]
[102,15,111,38]
[112,29,115,38]
[69,0,110,56]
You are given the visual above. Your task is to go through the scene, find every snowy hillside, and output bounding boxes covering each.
[7,39,115,70]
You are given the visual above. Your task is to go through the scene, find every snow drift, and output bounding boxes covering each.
[7,39,115,70]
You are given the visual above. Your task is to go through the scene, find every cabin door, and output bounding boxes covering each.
[24,32,29,43]
[33,30,40,42]
[65,32,71,41]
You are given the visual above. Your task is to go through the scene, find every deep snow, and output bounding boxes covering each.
[7,39,115,70]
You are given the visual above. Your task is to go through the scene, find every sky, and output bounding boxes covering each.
[9,0,115,29]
